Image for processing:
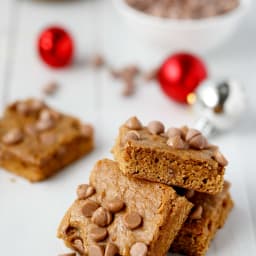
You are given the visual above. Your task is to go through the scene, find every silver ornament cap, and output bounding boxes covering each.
[189,79,246,137]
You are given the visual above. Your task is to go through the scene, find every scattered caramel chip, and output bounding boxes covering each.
[105,243,119,256]
[42,81,58,96]
[167,127,182,138]
[2,128,23,145]
[81,124,93,138]
[124,130,140,142]
[91,54,105,68]
[130,242,148,256]
[92,207,112,227]
[147,121,165,135]
[105,199,125,213]
[190,205,203,220]
[167,135,187,149]
[143,68,158,82]
[122,80,135,97]
[110,68,122,79]
[125,116,142,130]
[90,226,108,242]
[123,212,142,230]
[81,200,100,218]
[88,245,104,256]
[77,184,95,200]
[214,150,228,166]
[122,65,140,80]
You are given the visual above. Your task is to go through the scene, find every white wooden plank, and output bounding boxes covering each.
[0,0,256,255]
[0,0,13,33]
[0,35,8,111]
[7,0,102,121]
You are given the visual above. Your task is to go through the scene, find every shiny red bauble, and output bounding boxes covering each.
[38,26,74,68]
[158,53,208,103]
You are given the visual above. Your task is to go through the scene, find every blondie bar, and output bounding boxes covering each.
[171,181,234,256]
[0,98,94,181]
[57,159,193,256]
[112,117,228,194]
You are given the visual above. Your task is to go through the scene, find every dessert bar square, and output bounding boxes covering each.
[0,98,94,182]
[171,181,234,256]
[57,159,193,256]
[112,117,228,194]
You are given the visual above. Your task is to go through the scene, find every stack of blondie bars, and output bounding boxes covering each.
[58,116,233,256]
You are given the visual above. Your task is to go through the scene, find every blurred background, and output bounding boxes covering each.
[0,0,256,255]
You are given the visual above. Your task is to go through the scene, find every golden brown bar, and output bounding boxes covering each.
[171,181,234,256]
[112,117,227,194]
[0,98,94,182]
[57,159,193,256]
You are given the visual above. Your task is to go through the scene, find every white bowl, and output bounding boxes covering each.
[113,0,251,54]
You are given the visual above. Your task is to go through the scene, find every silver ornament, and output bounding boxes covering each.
[190,79,246,137]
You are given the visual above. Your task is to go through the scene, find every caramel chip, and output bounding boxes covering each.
[92,207,112,227]
[167,127,182,138]
[122,80,135,97]
[25,124,37,135]
[214,150,228,166]
[30,99,45,112]
[188,134,208,150]
[105,199,125,213]
[105,243,119,256]
[180,126,189,139]
[190,205,203,220]
[130,242,148,256]
[91,54,105,68]
[125,116,142,130]
[2,128,23,145]
[90,227,108,242]
[36,119,54,132]
[40,133,56,145]
[81,200,100,218]
[167,135,187,149]
[72,238,84,253]
[122,65,140,80]
[81,124,93,138]
[88,245,104,256]
[143,68,158,82]
[147,121,165,135]
[124,130,140,142]
[185,128,201,142]
[40,109,56,121]
[16,102,30,115]
[77,184,95,200]
[42,81,58,96]
[123,212,142,230]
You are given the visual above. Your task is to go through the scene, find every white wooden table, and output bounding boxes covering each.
[0,1,256,255]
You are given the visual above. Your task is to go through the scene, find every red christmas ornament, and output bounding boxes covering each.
[157,53,208,103]
[38,26,74,68]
